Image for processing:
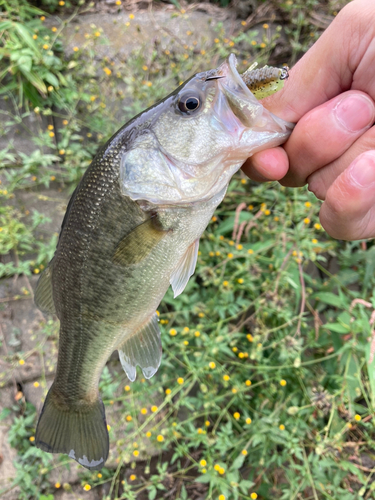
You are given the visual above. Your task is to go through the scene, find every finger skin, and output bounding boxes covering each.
[242,148,289,182]
[308,125,375,200]
[281,91,375,187]
[320,151,375,240]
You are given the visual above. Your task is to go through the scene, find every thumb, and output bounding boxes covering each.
[319,151,375,240]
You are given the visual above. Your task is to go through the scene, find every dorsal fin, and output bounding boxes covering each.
[170,239,199,298]
[118,313,162,382]
[34,265,56,315]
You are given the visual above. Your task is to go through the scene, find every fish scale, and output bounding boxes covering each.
[34,53,294,470]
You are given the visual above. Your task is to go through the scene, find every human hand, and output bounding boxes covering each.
[243,0,375,240]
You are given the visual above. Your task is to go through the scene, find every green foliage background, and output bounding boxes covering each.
[2,1,375,500]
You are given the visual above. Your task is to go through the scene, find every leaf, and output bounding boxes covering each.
[13,23,40,55]
[364,246,375,288]
[231,452,245,470]
[323,323,350,334]
[44,71,59,89]
[19,69,47,94]
[312,292,345,308]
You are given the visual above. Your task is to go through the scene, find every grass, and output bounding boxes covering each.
[2,0,374,499]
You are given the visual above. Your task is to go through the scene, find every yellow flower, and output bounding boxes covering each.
[146,431,152,437]
[305,201,311,208]
[314,223,322,230]
[303,218,310,224]
[83,484,91,491]
[49,132,55,138]
[232,388,237,394]
[43,44,49,50]
[237,278,244,284]
[247,334,253,342]
[52,27,57,32]
[194,331,201,337]
[241,21,246,26]
[197,427,203,434]
[214,38,219,43]
[223,374,230,381]
[55,482,60,488]
[200,49,206,55]
[238,352,244,359]
[165,388,171,395]
[233,412,240,420]
[251,493,258,500]
[29,436,35,442]
[251,40,257,46]
[228,253,233,259]
[183,327,189,333]
[33,34,38,39]
[219,496,226,500]
[177,377,184,384]
[129,13,135,19]
[274,216,279,221]
[59,1,65,5]
[130,474,136,480]
[142,65,148,71]
[183,340,189,345]
[245,380,251,386]
[200,459,207,466]
[232,347,238,352]
[237,244,243,250]
[169,328,177,336]
[126,415,132,421]
[229,41,235,47]
[263,23,269,28]
[151,405,158,412]
[33,381,40,388]
[50,175,56,181]
[264,209,270,216]
[218,467,225,475]
[260,42,266,48]
[312,238,318,244]
[279,424,285,430]
[209,362,216,369]
[280,379,287,386]
[205,420,210,427]
[97,473,102,478]
[40,15,46,20]
[157,434,164,442]
[116,0,122,4]
[31,176,37,181]
[246,417,252,424]
[103,67,112,76]
[248,249,254,254]
[19,359,25,365]
[198,312,205,317]
[354,414,361,422]
[73,46,79,52]
[141,408,147,415]
[223,280,229,287]
[241,449,248,455]
[133,450,139,457]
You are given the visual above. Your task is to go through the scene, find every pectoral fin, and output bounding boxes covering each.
[34,265,56,315]
[118,313,162,382]
[113,217,168,266]
[170,239,199,298]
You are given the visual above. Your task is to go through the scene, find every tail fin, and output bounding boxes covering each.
[35,385,109,470]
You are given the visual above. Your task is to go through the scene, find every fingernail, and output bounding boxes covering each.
[349,152,375,187]
[334,94,375,132]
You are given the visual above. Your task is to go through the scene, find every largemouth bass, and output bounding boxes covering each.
[34,54,293,470]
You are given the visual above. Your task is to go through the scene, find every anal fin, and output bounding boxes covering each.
[118,313,162,382]
[34,265,56,315]
[170,239,199,298]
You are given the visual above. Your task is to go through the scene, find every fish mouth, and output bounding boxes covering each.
[214,54,264,129]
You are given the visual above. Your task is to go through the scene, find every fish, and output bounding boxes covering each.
[34,54,294,470]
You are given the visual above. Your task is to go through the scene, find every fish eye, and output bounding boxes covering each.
[177,93,201,114]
